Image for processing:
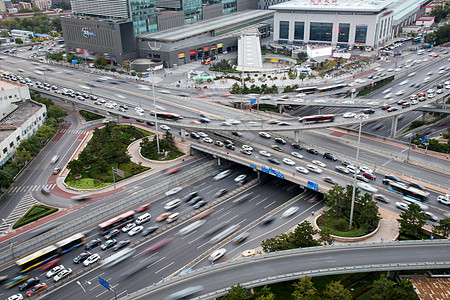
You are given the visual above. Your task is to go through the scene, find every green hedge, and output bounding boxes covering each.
[79,110,105,122]
[12,204,58,229]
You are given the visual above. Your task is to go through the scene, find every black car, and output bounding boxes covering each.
[260,215,275,225]
[188,196,203,205]
[182,192,198,202]
[275,138,287,144]
[146,121,155,126]
[73,252,91,264]
[402,103,410,108]
[113,240,130,251]
[215,188,228,197]
[232,131,242,137]
[323,152,337,161]
[190,132,200,139]
[200,118,211,123]
[382,104,391,110]
[225,144,235,150]
[385,174,401,182]
[104,229,120,240]
[142,226,158,236]
[223,140,234,146]
[85,239,102,250]
[307,148,318,155]
[193,200,207,209]
[19,277,40,291]
[292,143,303,150]
[363,109,375,114]
[409,182,425,190]
[268,158,280,165]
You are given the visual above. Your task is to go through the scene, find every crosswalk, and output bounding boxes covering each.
[0,192,39,233]
[59,129,87,135]
[8,184,57,194]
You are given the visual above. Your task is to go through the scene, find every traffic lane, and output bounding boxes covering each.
[120,241,450,300]
[63,179,305,299]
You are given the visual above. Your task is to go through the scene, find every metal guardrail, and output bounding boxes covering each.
[0,160,217,266]
[121,239,450,300]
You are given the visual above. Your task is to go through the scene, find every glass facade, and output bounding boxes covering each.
[223,0,236,15]
[294,21,304,40]
[183,0,203,23]
[279,21,289,39]
[309,22,333,42]
[130,0,157,34]
[355,24,368,44]
[338,23,349,43]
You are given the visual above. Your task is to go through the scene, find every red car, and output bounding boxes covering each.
[363,172,376,180]
[40,258,61,271]
[136,203,151,212]
[27,283,47,296]
[164,167,181,175]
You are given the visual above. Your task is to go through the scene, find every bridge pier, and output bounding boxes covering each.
[71,102,76,112]
[278,104,282,114]
[422,111,427,122]
[390,115,399,138]
[217,157,221,166]
[387,270,396,279]
[116,114,120,124]
[180,128,187,141]
[294,131,300,143]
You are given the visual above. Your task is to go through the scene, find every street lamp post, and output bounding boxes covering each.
[76,281,91,300]
[349,119,363,230]
[147,67,160,154]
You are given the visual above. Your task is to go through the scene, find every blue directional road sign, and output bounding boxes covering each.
[98,276,110,291]
[421,135,428,143]
[144,73,149,78]
[307,181,319,191]
[72,59,78,64]
[250,98,256,105]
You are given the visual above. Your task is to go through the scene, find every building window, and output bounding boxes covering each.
[294,22,304,40]
[3,148,7,154]
[279,21,289,39]
[10,142,14,148]
[355,24,368,44]
[16,136,20,142]
[338,23,350,43]
[310,22,333,42]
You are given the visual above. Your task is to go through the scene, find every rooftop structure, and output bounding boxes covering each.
[271,0,394,13]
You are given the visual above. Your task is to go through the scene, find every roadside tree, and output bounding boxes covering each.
[432,218,450,238]
[397,203,427,238]
[322,281,352,300]
[292,276,318,300]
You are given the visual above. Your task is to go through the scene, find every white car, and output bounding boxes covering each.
[83,253,100,267]
[291,152,303,159]
[53,268,72,282]
[105,103,113,109]
[209,248,227,262]
[122,222,136,232]
[160,125,170,131]
[295,166,309,174]
[359,166,373,174]
[410,100,419,105]
[165,186,183,196]
[437,194,450,205]
[356,182,378,193]
[46,265,65,278]
[259,150,271,157]
[283,158,295,166]
[427,89,435,94]
[312,160,326,168]
[164,199,181,210]
[335,165,349,174]
[282,206,299,218]
[128,225,144,236]
[427,93,435,98]
[425,212,439,222]
[436,89,443,94]
[395,202,409,211]
[306,164,322,174]
[166,212,179,223]
[234,174,247,182]
[346,165,359,174]
[6,294,23,300]
[203,137,213,143]
[343,112,356,118]
[214,170,231,181]
[395,90,404,96]
[354,114,369,119]
[259,132,271,139]
[135,106,144,112]
[198,132,208,138]
[242,145,253,152]
[226,119,241,125]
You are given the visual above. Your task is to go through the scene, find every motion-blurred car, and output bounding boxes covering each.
[128,226,144,236]
[282,206,299,218]
[85,239,101,250]
[323,177,337,184]
[19,277,40,291]
[101,239,117,250]
[215,189,228,197]
[83,253,100,267]
[121,223,136,233]
[373,194,390,203]
[46,265,65,278]
[283,158,295,166]
[104,229,120,240]
[136,203,151,212]
[312,160,326,168]
[296,166,309,174]
[165,186,182,196]
[209,248,227,262]
[156,212,172,222]
[306,165,322,174]
[26,283,47,297]
[73,252,91,264]
[53,268,72,282]
[259,150,271,157]
[113,240,130,251]
[291,152,303,159]
[335,166,349,174]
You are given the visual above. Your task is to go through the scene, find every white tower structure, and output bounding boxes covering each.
[238,28,262,70]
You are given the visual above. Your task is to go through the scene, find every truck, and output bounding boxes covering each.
[50,155,59,164]
[437,194,450,205]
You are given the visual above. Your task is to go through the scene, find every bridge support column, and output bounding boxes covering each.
[387,270,395,279]
[217,157,221,166]
[422,111,427,122]
[71,102,76,112]
[116,114,120,124]
[294,131,300,143]
[390,115,399,138]
[278,104,282,114]
[180,128,187,141]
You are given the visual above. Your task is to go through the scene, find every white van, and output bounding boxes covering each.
[166,212,179,223]
[135,213,151,225]
[50,155,59,164]
[164,199,181,210]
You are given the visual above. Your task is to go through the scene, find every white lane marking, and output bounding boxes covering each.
[255,197,267,206]
[147,256,166,269]
[264,201,276,209]
[217,211,231,220]
[188,235,203,245]
[154,261,174,274]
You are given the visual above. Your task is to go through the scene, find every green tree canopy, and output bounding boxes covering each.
[261,221,319,252]
[322,281,352,300]
[0,170,14,190]
[432,218,450,238]
[397,203,427,238]
[222,284,250,300]
[292,276,318,300]
[47,105,68,122]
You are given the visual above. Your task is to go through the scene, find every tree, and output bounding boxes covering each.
[392,278,418,299]
[397,203,427,237]
[122,60,131,72]
[299,73,307,82]
[94,55,108,67]
[0,170,14,190]
[47,105,68,122]
[15,38,23,44]
[230,82,241,94]
[67,159,84,176]
[319,71,326,78]
[1,31,10,37]
[432,218,450,238]
[13,149,33,166]
[255,286,275,300]
[371,274,396,300]
[322,281,352,300]
[222,284,249,300]
[292,276,318,300]
[291,221,320,248]
[318,227,334,245]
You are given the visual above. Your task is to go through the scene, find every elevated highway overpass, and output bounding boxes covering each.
[122,239,450,300]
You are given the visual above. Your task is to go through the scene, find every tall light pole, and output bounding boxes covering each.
[349,118,362,230]
[146,68,160,153]
[77,281,90,300]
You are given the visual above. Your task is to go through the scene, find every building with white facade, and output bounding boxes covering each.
[0,80,46,167]
[32,0,52,11]
[270,0,395,49]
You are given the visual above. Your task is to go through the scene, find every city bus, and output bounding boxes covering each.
[98,210,136,235]
[295,86,317,94]
[55,233,86,255]
[150,111,183,120]
[298,114,335,124]
[316,83,348,93]
[412,37,421,44]
[16,245,59,273]
[388,182,429,202]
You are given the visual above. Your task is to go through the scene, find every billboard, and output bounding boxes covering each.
[307,45,332,58]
